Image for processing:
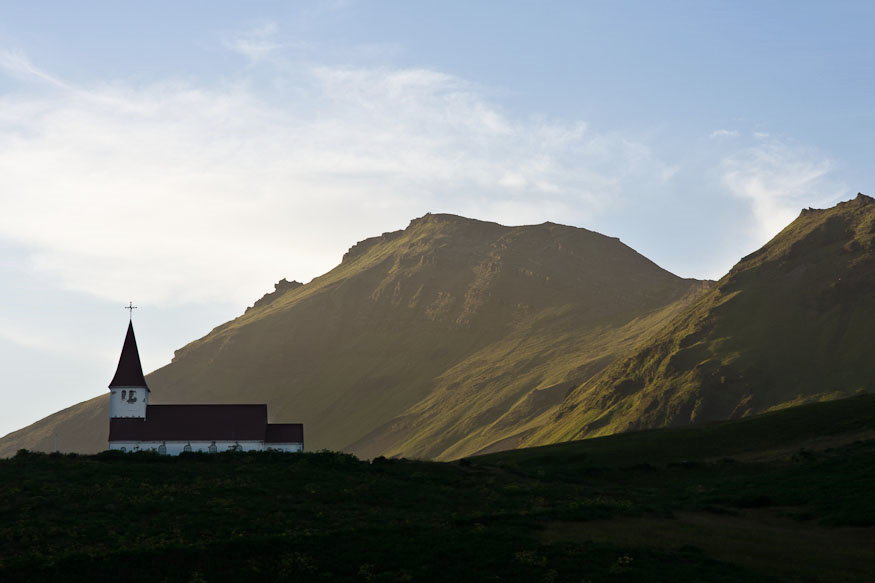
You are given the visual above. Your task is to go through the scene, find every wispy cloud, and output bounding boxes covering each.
[0,50,674,306]
[710,129,739,139]
[224,22,284,62]
[721,138,845,239]
[0,50,71,89]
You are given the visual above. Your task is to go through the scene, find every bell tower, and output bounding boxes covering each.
[108,317,150,419]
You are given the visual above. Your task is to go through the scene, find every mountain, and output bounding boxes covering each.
[7,195,874,461]
[527,193,875,446]
[0,213,702,458]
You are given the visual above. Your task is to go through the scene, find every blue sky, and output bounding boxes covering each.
[0,1,871,438]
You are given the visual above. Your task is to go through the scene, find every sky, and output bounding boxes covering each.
[1,0,872,438]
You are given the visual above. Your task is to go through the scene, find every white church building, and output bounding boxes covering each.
[108,319,303,455]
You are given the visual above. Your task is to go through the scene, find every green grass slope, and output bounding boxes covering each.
[3,395,874,582]
[480,393,875,469]
[1,214,700,459]
[529,194,875,446]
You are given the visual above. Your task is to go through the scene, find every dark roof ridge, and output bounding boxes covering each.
[265,423,304,443]
[109,403,272,442]
[147,403,267,409]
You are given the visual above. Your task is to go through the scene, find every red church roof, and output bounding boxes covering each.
[109,321,149,389]
[109,404,270,442]
[265,423,304,443]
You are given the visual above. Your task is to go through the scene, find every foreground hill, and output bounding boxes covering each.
[0,214,701,458]
[527,193,875,447]
[3,395,874,582]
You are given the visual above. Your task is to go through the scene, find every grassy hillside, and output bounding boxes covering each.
[482,393,875,469]
[3,395,874,582]
[1,214,700,459]
[530,194,875,446]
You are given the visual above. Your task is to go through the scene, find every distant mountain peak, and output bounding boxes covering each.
[801,192,873,216]
[842,192,875,210]
[406,213,593,232]
[406,212,504,231]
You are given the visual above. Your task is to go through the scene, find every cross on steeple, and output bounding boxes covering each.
[125,301,138,320]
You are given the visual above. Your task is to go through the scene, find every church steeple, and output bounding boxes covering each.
[109,320,149,390]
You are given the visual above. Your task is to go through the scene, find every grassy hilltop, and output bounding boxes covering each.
[2,395,874,582]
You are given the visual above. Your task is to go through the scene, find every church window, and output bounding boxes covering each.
[208,441,217,453]
[158,443,166,455]
[121,390,127,400]
[119,447,126,453]
[184,443,192,452]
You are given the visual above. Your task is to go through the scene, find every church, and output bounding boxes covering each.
[107,319,303,455]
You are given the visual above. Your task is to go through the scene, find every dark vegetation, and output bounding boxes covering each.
[3,396,875,582]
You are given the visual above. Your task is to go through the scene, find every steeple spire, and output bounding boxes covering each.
[109,320,149,389]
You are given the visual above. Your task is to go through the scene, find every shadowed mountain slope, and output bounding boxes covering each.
[527,193,875,447]
[0,213,701,459]
[0,396,107,457]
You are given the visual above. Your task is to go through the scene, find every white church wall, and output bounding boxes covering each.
[109,387,149,418]
[266,443,303,453]
[109,440,302,455]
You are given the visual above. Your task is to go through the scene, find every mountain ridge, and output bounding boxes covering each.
[4,196,875,460]
[0,212,702,458]
[149,212,701,458]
